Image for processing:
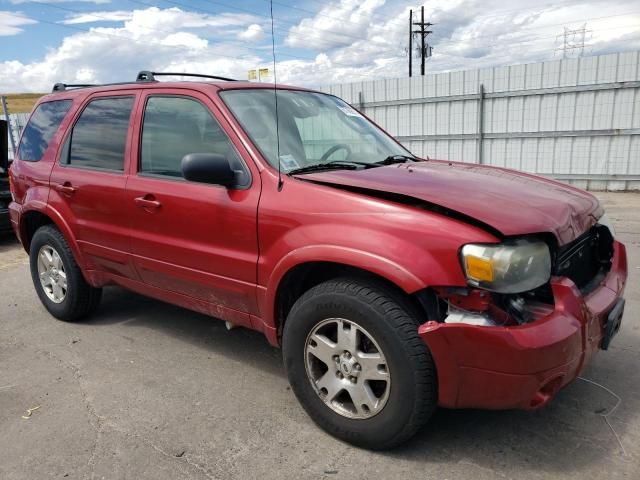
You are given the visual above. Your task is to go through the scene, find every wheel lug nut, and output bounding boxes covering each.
[350,377,356,383]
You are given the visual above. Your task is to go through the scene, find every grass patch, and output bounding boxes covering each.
[1,93,46,114]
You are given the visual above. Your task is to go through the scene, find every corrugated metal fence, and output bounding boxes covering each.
[4,113,29,161]
[321,51,640,191]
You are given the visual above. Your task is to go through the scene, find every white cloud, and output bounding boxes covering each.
[0,10,36,36]
[122,7,260,32]
[285,0,384,50]
[61,11,133,25]
[0,7,263,92]
[238,23,264,41]
[2,1,640,92]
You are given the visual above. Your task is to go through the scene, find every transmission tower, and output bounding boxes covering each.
[555,24,591,58]
[408,6,433,77]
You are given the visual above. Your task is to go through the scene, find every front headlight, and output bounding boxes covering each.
[598,212,615,237]
[460,238,551,294]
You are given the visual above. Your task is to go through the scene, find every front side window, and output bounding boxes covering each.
[66,96,134,171]
[220,89,409,172]
[18,100,72,162]
[140,96,245,182]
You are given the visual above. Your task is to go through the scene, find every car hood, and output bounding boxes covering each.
[297,160,602,245]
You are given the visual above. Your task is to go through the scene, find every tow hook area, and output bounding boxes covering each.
[601,298,625,350]
[530,376,564,409]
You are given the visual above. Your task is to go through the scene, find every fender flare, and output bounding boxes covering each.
[20,202,89,269]
[262,244,428,331]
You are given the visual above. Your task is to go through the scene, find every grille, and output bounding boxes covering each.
[553,225,614,292]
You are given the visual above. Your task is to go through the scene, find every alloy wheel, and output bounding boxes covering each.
[37,244,67,304]
[304,318,391,419]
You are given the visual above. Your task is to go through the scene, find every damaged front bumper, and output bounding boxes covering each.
[419,240,627,410]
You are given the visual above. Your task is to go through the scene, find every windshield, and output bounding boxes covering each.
[220,89,411,172]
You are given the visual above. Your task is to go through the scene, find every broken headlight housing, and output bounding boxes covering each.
[460,238,551,294]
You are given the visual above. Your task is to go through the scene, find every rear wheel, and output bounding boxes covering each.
[283,278,437,449]
[29,225,102,321]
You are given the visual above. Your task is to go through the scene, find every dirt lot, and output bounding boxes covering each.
[1,192,639,480]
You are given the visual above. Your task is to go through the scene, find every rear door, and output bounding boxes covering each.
[125,89,261,318]
[49,92,138,278]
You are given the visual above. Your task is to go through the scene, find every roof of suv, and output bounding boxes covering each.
[40,80,312,104]
[37,81,314,104]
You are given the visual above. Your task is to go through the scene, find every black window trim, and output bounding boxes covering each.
[17,98,73,163]
[58,94,136,174]
[138,93,252,189]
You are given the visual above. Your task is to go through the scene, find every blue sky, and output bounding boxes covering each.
[1,0,640,92]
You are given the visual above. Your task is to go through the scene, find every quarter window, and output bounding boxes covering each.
[140,96,245,182]
[18,100,72,162]
[66,96,134,171]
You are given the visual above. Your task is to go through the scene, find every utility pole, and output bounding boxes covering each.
[409,6,433,76]
[420,6,426,75]
[409,9,413,77]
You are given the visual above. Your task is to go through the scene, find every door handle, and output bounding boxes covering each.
[134,195,161,210]
[54,182,76,196]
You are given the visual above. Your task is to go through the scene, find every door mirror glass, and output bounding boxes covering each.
[181,153,236,187]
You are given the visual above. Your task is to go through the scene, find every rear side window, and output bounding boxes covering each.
[17,100,72,162]
[65,96,134,171]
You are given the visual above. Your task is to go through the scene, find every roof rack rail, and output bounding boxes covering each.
[52,83,98,93]
[136,71,237,82]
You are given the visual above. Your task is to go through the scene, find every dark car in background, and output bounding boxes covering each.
[1,120,12,233]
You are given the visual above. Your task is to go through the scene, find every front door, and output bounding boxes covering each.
[125,90,260,319]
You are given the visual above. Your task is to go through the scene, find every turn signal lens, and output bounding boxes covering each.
[464,255,494,282]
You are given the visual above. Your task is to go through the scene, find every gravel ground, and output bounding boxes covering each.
[0,192,639,480]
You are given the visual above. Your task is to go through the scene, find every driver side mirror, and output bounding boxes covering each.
[181,153,236,187]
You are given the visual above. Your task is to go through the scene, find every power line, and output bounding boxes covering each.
[41,0,640,55]
[30,0,385,79]
[431,10,640,48]
[15,2,640,86]
[22,6,386,82]
[118,1,640,60]
[159,0,371,44]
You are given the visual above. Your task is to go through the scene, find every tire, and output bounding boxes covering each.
[29,225,102,321]
[282,278,437,449]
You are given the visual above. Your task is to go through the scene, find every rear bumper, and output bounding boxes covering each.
[419,240,627,410]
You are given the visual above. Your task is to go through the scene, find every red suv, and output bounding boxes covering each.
[9,72,627,449]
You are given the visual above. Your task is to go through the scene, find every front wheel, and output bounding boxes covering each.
[283,278,437,449]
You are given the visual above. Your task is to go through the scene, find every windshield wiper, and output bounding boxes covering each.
[375,154,417,165]
[287,160,373,175]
